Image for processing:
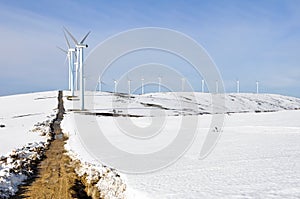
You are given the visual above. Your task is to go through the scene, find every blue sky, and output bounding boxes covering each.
[0,0,299,97]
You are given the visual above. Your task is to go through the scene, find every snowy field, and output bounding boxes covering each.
[1,91,299,198]
[124,111,300,198]
[0,91,58,197]
[61,91,300,198]
[0,91,57,155]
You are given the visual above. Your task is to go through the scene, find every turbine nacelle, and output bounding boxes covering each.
[68,48,76,52]
[76,44,88,48]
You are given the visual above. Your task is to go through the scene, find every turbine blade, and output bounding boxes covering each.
[57,46,67,54]
[63,31,71,48]
[63,26,78,44]
[80,31,91,44]
[64,56,68,64]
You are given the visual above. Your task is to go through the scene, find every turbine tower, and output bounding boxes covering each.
[181,78,185,92]
[128,79,131,95]
[97,78,101,92]
[64,27,90,111]
[158,76,162,93]
[216,80,219,93]
[237,80,240,93]
[256,81,259,94]
[201,79,204,93]
[97,78,106,92]
[141,77,144,95]
[63,31,76,96]
[114,79,117,93]
[57,45,76,96]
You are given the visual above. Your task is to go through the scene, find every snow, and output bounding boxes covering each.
[0,91,57,155]
[1,90,299,198]
[62,114,128,199]
[64,92,300,117]
[124,111,300,198]
[0,91,57,198]
[0,141,51,198]
[61,91,300,198]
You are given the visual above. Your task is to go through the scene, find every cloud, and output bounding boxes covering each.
[0,1,299,97]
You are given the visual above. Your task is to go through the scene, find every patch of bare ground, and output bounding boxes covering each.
[12,91,93,199]
[12,137,91,199]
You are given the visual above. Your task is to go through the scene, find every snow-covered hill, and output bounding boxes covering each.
[69,92,300,116]
[0,91,58,197]
[61,91,300,198]
[0,91,57,155]
[1,91,300,198]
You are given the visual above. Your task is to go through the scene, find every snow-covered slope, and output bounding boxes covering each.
[0,91,57,155]
[70,92,300,116]
[61,91,300,198]
[1,91,299,198]
[125,110,300,198]
[0,91,58,198]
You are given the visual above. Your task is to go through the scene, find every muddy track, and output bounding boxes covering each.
[12,91,91,199]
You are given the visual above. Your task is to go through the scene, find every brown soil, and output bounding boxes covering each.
[12,91,92,199]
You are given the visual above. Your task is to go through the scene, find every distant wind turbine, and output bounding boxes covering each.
[97,78,106,92]
[237,79,240,93]
[64,27,90,110]
[114,79,117,93]
[256,81,259,94]
[201,79,204,93]
[181,78,185,92]
[127,78,131,95]
[158,76,162,93]
[216,80,219,93]
[141,77,144,95]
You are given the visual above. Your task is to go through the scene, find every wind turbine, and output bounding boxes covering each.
[141,77,144,95]
[216,80,219,93]
[113,79,117,93]
[97,77,106,92]
[201,79,205,93]
[256,81,259,94]
[57,44,76,96]
[181,78,185,92]
[127,78,131,95]
[158,76,162,93]
[64,27,91,110]
[62,31,76,96]
[237,79,240,93]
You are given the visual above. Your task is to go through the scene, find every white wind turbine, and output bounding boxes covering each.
[215,80,219,93]
[158,76,162,93]
[97,77,106,92]
[141,77,144,95]
[256,81,259,94]
[57,44,76,96]
[201,79,205,93]
[237,79,240,93]
[181,77,185,92]
[64,27,91,110]
[127,78,131,95]
[113,79,117,93]
[62,31,76,96]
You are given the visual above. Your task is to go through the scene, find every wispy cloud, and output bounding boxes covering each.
[0,1,299,97]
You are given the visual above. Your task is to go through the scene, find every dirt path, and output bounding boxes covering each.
[13,91,91,199]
